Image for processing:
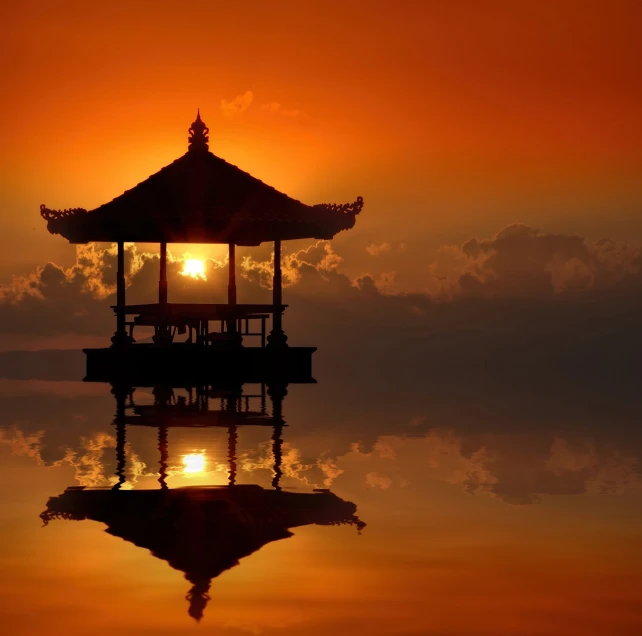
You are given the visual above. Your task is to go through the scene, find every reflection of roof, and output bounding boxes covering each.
[40,112,363,245]
[41,485,365,622]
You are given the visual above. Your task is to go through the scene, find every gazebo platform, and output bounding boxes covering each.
[84,344,316,384]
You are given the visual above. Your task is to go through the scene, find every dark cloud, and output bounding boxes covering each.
[432,223,642,298]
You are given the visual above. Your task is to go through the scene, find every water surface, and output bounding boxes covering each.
[1,365,641,635]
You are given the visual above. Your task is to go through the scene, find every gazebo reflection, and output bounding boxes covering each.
[110,382,287,490]
[41,382,364,622]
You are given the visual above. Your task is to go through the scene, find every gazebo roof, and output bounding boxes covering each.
[40,111,363,246]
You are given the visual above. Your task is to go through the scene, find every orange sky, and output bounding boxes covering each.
[2,0,642,280]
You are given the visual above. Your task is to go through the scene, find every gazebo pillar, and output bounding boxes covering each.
[228,243,237,305]
[153,241,172,345]
[226,243,239,340]
[111,241,131,347]
[267,239,288,348]
[159,242,168,304]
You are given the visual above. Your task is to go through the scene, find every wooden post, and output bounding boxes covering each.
[111,241,130,347]
[228,243,237,305]
[226,243,238,338]
[273,239,282,332]
[267,239,288,348]
[152,241,171,345]
[159,242,168,304]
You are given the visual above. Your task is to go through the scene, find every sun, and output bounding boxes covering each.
[181,259,207,280]
[182,453,206,474]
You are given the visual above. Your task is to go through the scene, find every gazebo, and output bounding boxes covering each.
[40,111,363,380]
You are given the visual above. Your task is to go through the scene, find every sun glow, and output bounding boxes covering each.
[181,259,207,280]
[182,453,206,474]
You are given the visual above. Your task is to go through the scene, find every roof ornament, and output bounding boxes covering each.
[314,196,364,216]
[40,204,87,221]
[187,109,209,152]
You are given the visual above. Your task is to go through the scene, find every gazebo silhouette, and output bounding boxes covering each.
[40,111,363,382]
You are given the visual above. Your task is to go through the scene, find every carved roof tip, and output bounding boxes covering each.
[188,109,209,152]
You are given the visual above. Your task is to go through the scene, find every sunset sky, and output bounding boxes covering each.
[2,0,642,290]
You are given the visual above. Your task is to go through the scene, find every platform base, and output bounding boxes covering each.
[84,344,316,385]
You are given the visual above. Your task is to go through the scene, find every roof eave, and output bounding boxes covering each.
[40,196,363,245]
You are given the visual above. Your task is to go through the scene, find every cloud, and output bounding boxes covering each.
[341,428,642,505]
[220,90,254,117]
[474,432,642,505]
[430,224,642,299]
[366,242,391,256]
[365,472,393,489]
[0,245,226,338]
[317,453,344,487]
[260,102,302,118]
[0,242,121,305]
[344,431,497,497]
[546,436,640,496]
[240,241,343,290]
[0,427,48,464]
[372,439,398,459]
[0,424,120,488]
[61,432,115,487]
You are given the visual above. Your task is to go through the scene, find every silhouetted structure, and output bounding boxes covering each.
[41,382,364,621]
[40,111,363,382]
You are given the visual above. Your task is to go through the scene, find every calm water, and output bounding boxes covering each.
[1,361,642,635]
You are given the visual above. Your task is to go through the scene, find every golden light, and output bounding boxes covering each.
[181,259,207,280]
[182,453,206,474]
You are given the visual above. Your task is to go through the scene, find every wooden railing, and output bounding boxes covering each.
[114,303,285,348]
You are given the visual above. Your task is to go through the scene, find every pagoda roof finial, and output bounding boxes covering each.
[188,109,209,152]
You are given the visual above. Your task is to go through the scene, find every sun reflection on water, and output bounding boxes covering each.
[182,452,206,474]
